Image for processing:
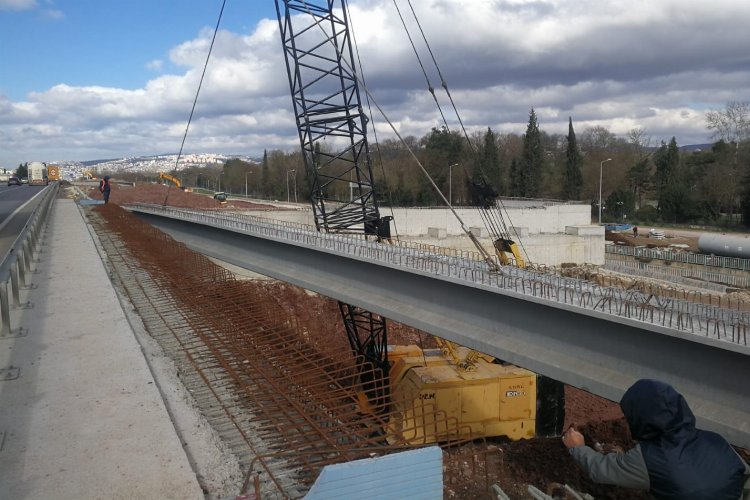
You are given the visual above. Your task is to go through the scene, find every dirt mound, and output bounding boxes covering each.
[606,229,700,252]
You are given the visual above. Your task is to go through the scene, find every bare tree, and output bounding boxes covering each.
[580,125,618,152]
[627,127,652,158]
[705,101,750,143]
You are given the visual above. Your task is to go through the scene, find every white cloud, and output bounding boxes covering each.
[146,59,163,72]
[2,0,750,167]
[43,8,62,19]
[0,0,36,10]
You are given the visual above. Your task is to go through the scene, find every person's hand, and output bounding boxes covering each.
[562,426,585,449]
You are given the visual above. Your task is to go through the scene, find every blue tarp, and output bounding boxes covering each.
[604,223,633,231]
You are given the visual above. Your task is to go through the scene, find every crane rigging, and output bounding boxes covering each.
[274,0,563,440]
[275,0,393,405]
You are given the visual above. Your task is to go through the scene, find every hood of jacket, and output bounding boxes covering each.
[620,379,696,442]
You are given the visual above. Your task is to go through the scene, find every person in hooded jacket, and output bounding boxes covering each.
[563,379,750,499]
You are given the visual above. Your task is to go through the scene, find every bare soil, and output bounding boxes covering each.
[606,228,700,252]
[88,182,747,499]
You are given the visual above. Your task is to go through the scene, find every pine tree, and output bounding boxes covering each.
[563,117,583,200]
[655,137,680,211]
[520,108,543,197]
[509,157,522,196]
[261,149,269,198]
[479,128,503,194]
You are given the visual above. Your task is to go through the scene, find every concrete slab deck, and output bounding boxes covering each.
[0,199,203,499]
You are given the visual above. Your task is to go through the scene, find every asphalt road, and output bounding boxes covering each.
[0,184,51,260]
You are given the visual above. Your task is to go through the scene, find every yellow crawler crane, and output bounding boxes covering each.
[274,0,544,445]
[386,344,536,444]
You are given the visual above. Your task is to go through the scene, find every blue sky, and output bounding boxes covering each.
[1,0,749,169]
[1,1,275,100]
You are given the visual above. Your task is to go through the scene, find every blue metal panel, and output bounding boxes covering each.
[305,446,443,500]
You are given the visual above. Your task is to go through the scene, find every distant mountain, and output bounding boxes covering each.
[643,143,715,153]
[679,143,713,152]
[80,158,120,166]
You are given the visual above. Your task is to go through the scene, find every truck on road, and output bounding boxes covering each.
[28,161,48,186]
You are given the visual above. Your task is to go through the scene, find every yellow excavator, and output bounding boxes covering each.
[158,172,192,192]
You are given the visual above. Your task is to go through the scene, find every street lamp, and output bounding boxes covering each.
[448,163,458,205]
[286,169,295,203]
[598,158,612,224]
[245,171,253,198]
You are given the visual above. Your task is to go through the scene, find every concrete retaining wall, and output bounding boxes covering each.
[245,202,604,266]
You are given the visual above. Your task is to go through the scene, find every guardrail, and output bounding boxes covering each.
[606,243,750,271]
[0,184,58,337]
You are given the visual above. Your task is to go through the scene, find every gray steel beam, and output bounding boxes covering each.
[133,211,750,449]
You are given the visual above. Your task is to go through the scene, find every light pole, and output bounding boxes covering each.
[245,171,253,198]
[598,158,612,224]
[448,163,458,205]
[286,169,295,203]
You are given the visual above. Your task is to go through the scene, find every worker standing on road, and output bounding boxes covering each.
[633,225,638,238]
[99,176,111,204]
[563,379,750,499]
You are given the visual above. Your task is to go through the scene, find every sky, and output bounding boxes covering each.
[1,0,749,168]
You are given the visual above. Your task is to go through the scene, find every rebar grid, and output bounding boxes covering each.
[89,205,497,499]
[127,204,750,346]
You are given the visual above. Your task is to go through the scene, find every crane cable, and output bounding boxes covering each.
[163,0,227,207]
[391,0,451,131]
[399,0,532,266]
[344,1,402,241]
[297,0,497,268]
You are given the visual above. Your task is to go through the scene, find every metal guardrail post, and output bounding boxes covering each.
[0,184,58,337]
[23,238,35,276]
[0,282,10,337]
[10,261,21,307]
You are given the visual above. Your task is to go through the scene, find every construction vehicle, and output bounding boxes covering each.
[213,191,228,204]
[275,0,545,444]
[83,170,97,180]
[47,165,61,182]
[158,172,192,192]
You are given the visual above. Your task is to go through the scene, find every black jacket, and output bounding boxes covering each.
[570,379,750,499]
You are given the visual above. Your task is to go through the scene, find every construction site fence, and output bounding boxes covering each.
[127,204,750,346]
[605,260,750,290]
[0,184,59,337]
[606,244,750,272]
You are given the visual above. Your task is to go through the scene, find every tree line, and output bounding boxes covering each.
[117,101,750,227]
